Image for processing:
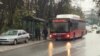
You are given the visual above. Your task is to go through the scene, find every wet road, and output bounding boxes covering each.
[0,31,100,56]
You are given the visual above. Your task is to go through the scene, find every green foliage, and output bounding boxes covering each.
[0,0,84,33]
[94,0,100,16]
[55,0,71,14]
[70,7,84,18]
[55,0,84,18]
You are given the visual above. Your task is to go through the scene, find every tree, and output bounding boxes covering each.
[0,0,84,32]
[0,0,24,32]
[55,0,84,18]
[55,0,71,14]
[71,7,84,18]
[94,0,100,16]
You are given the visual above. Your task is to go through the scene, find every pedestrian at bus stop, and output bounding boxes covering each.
[35,28,40,40]
[42,27,48,40]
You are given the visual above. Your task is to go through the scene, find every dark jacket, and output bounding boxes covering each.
[35,28,40,36]
[43,28,48,35]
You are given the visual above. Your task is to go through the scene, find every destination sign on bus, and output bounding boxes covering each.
[52,19,67,22]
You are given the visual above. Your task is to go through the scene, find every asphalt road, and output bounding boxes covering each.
[0,31,100,56]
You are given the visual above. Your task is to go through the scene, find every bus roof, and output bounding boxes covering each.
[56,14,82,20]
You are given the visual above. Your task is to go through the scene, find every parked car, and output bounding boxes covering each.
[96,30,100,33]
[0,29,30,45]
[86,26,93,32]
[96,28,100,34]
[92,24,98,30]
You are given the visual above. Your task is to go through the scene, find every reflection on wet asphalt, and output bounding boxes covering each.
[0,38,85,56]
[0,31,100,56]
[53,38,85,56]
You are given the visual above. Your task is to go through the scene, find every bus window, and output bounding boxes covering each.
[70,22,72,27]
[70,22,78,31]
[52,22,69,33]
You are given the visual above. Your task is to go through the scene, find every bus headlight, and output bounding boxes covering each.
[66,34,70,38]
[49,35,52,38]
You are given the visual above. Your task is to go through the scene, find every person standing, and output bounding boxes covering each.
[43,27,48,40]
[35,28,40,40]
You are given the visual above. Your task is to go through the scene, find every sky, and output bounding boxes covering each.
[71,0,96,12]
[55,0,96,12]
[55,0,61,3]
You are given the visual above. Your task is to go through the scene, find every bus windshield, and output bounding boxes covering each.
[52,22,69,33]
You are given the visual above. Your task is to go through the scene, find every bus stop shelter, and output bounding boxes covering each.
[21,16,46,40]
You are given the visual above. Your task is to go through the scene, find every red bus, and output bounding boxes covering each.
[49,14,87,40]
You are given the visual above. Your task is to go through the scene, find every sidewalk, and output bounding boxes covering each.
[0,40,45,52]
